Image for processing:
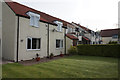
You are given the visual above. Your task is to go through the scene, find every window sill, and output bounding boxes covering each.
[31,25,39,28]
[56,47,63,50]
[57,31,63,33]
[27,49,41,51]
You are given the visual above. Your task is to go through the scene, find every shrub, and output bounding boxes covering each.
[68,46,78,55]
[49,53,54,59]
[77,44,120,58]
[108,41,118,44]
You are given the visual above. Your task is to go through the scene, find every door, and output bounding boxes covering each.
[73,40,77,46]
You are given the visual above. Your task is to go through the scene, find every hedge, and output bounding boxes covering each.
[68,46,78,55]
[76,44,120,58]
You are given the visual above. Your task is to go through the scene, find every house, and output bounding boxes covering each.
[2,0,69,62]
[100,28,119,44]
[72,22,101,44]
[2,0,104,62]
[64,23,79,53]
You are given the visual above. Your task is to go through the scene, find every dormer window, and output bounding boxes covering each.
[68,27,72,33]
[27,12,40,28]
[54,21,63,32]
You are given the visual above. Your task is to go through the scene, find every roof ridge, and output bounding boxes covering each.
[72,22,91,31]
[101,28,120,31]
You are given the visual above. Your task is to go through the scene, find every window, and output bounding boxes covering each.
[112,34,118,39]
[56,39,63,48]
[72,28,75,32]
[27,12,40,27]
[68,27,72,33]
[54,21,63,32]
[57,23,62,32]
[27,38,31,49]
[27,38,41,50]
[75,28,79,32]
[56,40,60,48]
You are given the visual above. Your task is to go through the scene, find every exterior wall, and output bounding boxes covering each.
[0,1,2,38]
[2,2,17,61]
[84,33,91,40]
[66,37,73,54]
[49,25,65,56]
[91,35,96,44]
[18,17,48,61]
[0,1,2,59]
[18,17,65,61]
[96,36,101,44]
[85,33,97,44]
[102,37,118,44]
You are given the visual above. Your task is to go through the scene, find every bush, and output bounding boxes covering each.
[68,46,78,55]
[108,41,118,44]
[49,53,54,59]
[77,44,120,58]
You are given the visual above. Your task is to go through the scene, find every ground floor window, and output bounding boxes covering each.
[27,37,41,50]
[56,39,63,48]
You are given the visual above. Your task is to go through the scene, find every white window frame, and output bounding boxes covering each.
[56,39,63,49]
[54,21,63,32]
[27,12,40,28]
[26,37,41,51]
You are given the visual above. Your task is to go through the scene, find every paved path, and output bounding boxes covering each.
[19,55,69,66]
[0,59,14,64]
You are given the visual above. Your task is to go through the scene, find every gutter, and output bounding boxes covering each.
[16,14,57,26]
[16,16,19,62]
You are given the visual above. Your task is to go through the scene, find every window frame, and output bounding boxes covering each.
[26,37,41,51]
[54,21,63,32]
[56,39,63,49]
[57,23,62,32]
[27,12,40,28]
[68,27,72,33]
[112,34,118,39]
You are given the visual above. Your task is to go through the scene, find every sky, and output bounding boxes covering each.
[12,0,120,31]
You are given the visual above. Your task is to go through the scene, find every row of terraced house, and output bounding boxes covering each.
[0,0,105,62]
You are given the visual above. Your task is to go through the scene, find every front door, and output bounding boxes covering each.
[73,40,77,46]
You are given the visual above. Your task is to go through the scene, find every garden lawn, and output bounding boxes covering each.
[2,55,118,78]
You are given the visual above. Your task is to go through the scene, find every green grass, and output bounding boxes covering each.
[2,55,118,78]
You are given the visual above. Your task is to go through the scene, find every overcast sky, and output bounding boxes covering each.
[13,0,119,31]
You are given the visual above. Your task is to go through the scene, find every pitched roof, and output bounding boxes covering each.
[4,0,70,27]
[82,36,90,41]
[66,34,78,40]
[100,28,120,37]
[5,0,48,22]
[72,22,91,32]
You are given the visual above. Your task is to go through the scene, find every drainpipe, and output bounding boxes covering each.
[16,16,19,62]
[64,28,66,55]
[47,23,49,57]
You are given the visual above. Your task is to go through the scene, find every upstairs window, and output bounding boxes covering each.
[57,23,62,32]
[68,27,72,33]
[54,21,63,32]
[75,28,79,32]
[72,28,75,32]
[27,12,40,28]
